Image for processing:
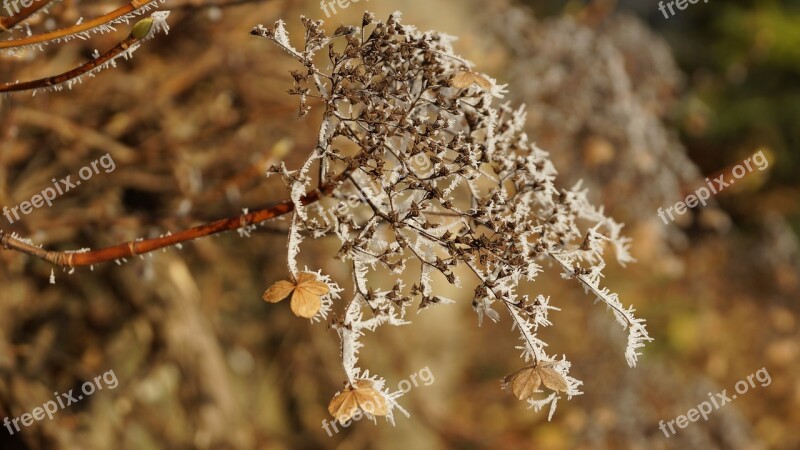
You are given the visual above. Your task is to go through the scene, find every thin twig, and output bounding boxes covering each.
[0,0,155,50]
[1,11,169,93]
[0,176,343,268]
[0,0,51,34]
[0,34,137,93]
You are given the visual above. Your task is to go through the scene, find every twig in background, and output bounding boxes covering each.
[0,173,340,267]
[0,0,51,34]
[0,0,164,51]
[0,12,171,94]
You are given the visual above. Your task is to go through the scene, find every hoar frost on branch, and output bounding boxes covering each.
[253,11,651,425]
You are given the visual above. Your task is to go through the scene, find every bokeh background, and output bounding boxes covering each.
[0,0,798,448]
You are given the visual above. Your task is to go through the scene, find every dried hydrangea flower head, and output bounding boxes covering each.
[252,11,651,423]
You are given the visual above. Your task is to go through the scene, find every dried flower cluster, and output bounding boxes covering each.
[253,11,651,423]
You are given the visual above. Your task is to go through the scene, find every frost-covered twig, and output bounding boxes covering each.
[0,172,345,267]
[0,12,171,94]
[0,0,163,52]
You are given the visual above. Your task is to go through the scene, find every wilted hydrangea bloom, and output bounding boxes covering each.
[252,11,651,424]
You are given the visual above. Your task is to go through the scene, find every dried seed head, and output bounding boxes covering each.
[251,10,648,421]
[363,12,375,27]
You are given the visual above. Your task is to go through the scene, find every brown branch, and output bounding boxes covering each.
[0,0,50,34]
[1,179,340,268]
[0,0,154,50]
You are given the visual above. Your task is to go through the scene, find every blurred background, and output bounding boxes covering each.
[0,0,798,448]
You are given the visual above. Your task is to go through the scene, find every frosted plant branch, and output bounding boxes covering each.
[0,0,165,52]
[1,12,171,95]
[253,11,652,424]
[0,172,346,267]
[0,7,654,427]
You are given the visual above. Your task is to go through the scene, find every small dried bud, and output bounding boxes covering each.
[362,12,375,27]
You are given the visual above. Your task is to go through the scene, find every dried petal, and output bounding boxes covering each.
[262,280,295,303]
[449,71,492,90]
[328,380,388,423]
[295,271,316,284]
[264,272,330,318]
[537,365,568,392]
[353,384,388,416]
[328,389,359,423]
[504,366,541,400]
[290,288,322,318]
[296,272,330,296]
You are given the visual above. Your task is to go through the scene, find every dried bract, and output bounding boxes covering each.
[503,361,569,402]
[450,70,493,90]
[328,380,389,423]
[263,272,331,318]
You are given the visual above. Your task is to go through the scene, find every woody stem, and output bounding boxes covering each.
[1,173,346,268]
